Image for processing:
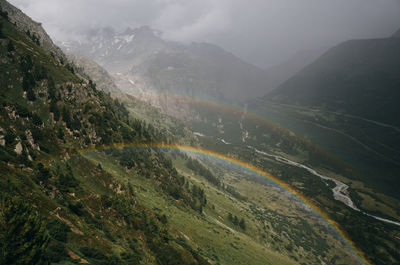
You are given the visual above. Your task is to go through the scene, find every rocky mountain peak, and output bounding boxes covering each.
[133,25,153,36]
[122,27,135,35]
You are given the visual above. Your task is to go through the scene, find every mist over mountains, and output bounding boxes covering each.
[59,26,273,115]
[9,0,400,69]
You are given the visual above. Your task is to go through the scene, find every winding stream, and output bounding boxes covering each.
[245,144,400,227]
[248,146,359,211]
[195,129,400,226]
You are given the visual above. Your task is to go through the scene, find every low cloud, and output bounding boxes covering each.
[9,0,400,68]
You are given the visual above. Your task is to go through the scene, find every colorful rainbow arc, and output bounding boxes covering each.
[71,142,370,265]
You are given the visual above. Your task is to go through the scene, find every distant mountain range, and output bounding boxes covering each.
[267,29,400,126]
[60,26,270,103]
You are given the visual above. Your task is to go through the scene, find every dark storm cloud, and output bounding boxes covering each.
[9,0,400,68]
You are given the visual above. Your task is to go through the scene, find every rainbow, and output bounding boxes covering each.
[133,91,331,155]
[131,91,287,131]
[68,142,370,265]
[137,92,317,154]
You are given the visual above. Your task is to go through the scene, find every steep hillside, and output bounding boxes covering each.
[67,53,123,95]
[268,34,400,126]
[0,5,215,264]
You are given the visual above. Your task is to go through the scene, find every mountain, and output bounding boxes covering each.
[263,47,326,91]
[60,26,270,110]
[3,1,400,264]
[62,26,165,73]
[0,2,367,265]
[67,53,123,95]
[267,32,400,127]
[251,29,400,210]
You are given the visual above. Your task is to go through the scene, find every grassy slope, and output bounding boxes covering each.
[82,152,295,265]
[83,149,361,265]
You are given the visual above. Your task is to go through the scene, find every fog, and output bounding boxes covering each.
[8,0,400,68]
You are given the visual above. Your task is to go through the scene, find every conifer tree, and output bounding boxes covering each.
[0,198,49,265]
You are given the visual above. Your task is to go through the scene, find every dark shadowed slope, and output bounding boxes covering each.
[268,31,400,126]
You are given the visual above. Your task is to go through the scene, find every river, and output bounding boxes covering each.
[245,144,400,227]
[195,130,400,227]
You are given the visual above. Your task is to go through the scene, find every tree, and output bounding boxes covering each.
[233,215,239,226]
[20,55,33,73]
[70,114,81,130]
[58,165,79,191]
[4,129,16,146]
[0,198,49,265]
[26,87,36,101]
[50,102,60,121]
[22,74,34,91]
[34,66,47,81]
[37,163,51,186]
[0,22,4,39]
[32,113,42,126]
[61,106,71,127]
[0,10,9,19]
[57,128,64,139]
[7,40,14,53]
[228,213,233,222]
[47,219,70,242]
[47,78,56,100]
[239,218,246,230]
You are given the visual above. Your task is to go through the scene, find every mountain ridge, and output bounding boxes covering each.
[59,26,270,104]
[267,32,400,126]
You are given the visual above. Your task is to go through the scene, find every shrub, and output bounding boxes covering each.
[79,246,106,260]
[47,219,70,242]
[45,241,68,262]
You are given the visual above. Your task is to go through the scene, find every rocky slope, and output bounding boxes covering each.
[67,53,123,95]
[60,26,270,117]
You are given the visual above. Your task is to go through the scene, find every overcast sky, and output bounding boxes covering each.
[8,0,400,68]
